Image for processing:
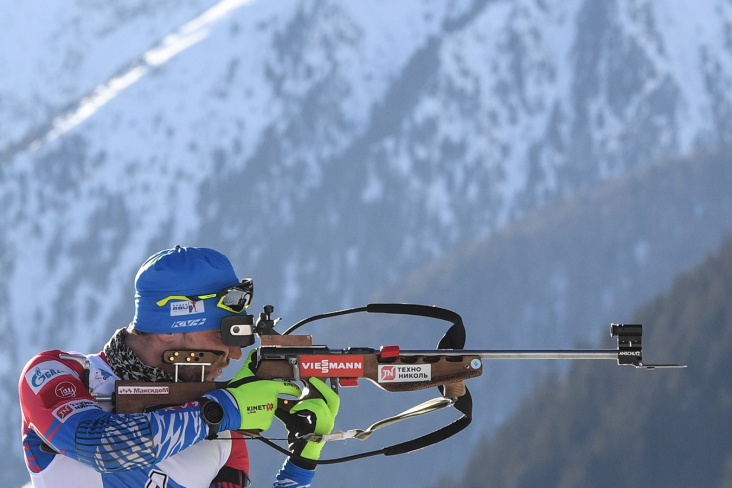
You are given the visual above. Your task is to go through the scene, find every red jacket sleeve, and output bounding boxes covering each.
[19,350,210,473]
[19,350,97,446]
[210,430,250,488]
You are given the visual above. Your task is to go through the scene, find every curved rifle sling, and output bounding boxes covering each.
[255,303,473,465]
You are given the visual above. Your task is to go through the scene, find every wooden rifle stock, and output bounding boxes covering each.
[112,335,482,413]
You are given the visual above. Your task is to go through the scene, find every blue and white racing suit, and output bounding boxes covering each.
[19,349,315,488]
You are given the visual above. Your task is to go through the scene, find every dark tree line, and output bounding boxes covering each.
[435,237,732,488]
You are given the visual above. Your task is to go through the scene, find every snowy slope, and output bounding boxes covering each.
[4,1,732,486]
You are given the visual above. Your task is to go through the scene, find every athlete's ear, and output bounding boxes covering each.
[154,333,176,344]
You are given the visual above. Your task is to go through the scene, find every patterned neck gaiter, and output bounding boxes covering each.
[103,327,174,382]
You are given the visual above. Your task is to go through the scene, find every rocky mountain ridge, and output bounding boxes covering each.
[4,1,732,486]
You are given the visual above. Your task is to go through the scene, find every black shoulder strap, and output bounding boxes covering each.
[258,303,474,464]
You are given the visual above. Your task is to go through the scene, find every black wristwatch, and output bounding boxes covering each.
[199,398,224,439]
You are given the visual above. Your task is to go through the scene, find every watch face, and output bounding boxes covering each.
[202,401,224,424]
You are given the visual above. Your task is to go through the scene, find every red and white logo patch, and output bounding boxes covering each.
[298,355,365,377]
[54,381,77,398]
[52,400,98,422]
[378,364,431,383]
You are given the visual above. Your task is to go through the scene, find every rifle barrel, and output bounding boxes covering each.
[399,349,618,360]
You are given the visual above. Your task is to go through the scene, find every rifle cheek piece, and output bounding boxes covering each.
[221,315,256,347]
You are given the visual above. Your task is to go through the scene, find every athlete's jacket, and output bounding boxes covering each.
[19,347,315,488]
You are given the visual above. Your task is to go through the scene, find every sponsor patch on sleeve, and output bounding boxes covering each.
[52,399,99,423]
[25,361,78,395]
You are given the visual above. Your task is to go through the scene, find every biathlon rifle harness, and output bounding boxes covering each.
[105,303,685,466]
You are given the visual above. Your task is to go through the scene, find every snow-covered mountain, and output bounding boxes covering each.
[3,1,732,486]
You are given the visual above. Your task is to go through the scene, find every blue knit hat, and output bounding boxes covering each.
[132,246,241,334]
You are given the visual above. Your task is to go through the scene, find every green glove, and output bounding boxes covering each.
[226,351,302,431]
[281,377,340,469]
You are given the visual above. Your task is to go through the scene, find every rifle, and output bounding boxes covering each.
[107,303,684,464]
